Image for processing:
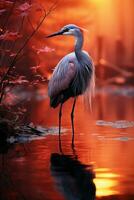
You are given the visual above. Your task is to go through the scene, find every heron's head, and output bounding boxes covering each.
[46,24,85,38]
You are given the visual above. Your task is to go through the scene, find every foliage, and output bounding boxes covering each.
[0,0,57,127]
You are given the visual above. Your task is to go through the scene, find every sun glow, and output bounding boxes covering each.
[94,169,120,197]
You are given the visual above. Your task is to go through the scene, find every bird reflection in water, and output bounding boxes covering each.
[50,153,96,200]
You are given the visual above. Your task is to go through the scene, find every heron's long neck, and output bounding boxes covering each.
[75,32,84,60]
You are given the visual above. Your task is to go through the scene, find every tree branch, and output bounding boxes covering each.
[0,2,57,86]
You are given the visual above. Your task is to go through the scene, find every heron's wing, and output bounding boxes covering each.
[48,58,76,97]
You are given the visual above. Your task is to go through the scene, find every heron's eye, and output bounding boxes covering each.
[63,28,69,33]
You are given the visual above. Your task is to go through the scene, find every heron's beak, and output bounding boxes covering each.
[46,30,63,38]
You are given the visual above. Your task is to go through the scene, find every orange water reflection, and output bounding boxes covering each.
[30,85,134,198]
[95,169,120,197]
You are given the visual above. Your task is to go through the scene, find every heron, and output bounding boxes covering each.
[46,24,95,149]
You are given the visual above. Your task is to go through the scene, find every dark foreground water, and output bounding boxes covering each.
[0,86,134,200]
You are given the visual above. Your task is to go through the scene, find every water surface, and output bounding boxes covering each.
[0,87,134,200]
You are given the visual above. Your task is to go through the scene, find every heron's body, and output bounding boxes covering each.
[46,24,95,149]
[48,51,93,108]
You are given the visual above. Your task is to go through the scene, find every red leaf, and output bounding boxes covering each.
[0,1,13,8]
[9,52,17,57]
[16,2,31,16]
[114,77,126,84]
[32,45,55,54]
[0,28,3,33]
[4,93,18,106]
[9,76,29,85]
[18,2,31,12]
[0,9,6,15]
[0,31,22,41]
[31,65,41,73]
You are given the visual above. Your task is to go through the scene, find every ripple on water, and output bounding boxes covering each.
[96,120,134,129]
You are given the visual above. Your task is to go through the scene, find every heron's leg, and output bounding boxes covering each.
[59,103,63,153]
[71,97,77,148]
